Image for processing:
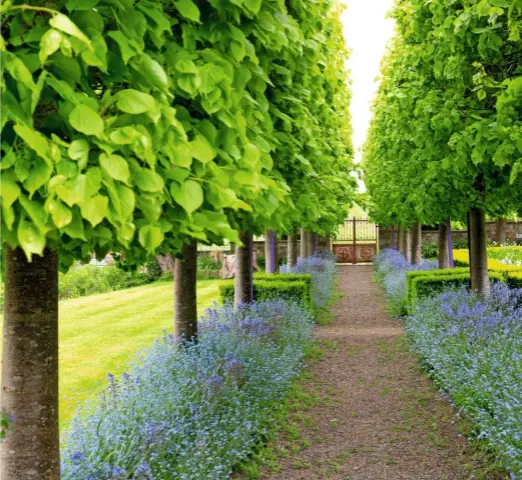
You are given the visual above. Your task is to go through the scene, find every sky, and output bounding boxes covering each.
[341,0,396,164]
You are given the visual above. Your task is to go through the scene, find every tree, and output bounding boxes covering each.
[364,1,522,295]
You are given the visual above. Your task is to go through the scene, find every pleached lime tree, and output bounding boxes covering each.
[364,1,522,293]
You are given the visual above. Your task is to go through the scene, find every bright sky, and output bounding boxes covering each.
[341,0,396,164]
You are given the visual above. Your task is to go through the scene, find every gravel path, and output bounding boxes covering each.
[264,265,496,480]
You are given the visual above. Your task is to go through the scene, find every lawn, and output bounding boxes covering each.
[0,279,222,427]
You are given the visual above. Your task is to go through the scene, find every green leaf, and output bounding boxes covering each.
[18,218,45,261]
[191,135,216,163]
[68,138,90,168]
[56,174,87,206]
[114,183,135,219]
[64,211,86,240]
[115,89,156,114]
[80,194,109,226]
[46,198,73,228]
[138,225,164,253]
[134,168,164,192]
[14,124,50,162]
[1,175,20,208]
[171,179,203,214]
[49,13,92,48]
[99,153,130,183]
[244,0,262,14]
[107,31,136,64]
[69,104,104,136]
[174,0,201,23]
[40,29,63,64]
[135,54,169,92]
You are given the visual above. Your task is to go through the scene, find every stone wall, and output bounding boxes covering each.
[379,222,522,249]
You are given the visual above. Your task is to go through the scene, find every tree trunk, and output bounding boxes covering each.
[391,225,397,249]
[264,230,278,274]
[447,218,454,268]
[495,218,507,245]
[174,241,198,342]
[300,229,313,258]
[235,231,254,305]
[287,233,298,268]
[438,222,450,269]
[312,233,317,253]
[401,228,411,263]
[469,208,490,297]
[1,247,60,479]
[411,222,422,265]
[397,227,404,254]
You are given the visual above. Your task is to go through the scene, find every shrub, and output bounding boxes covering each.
[421,243,438,259]
[254,273,312,291]
[406,284,522,477]
[405,268,469,305]
[197,256,223,279]
[507,272,522,289]
[58,265,152,300]
[61,299,314,479]
[409,271,505,306]
[220,279,312,309]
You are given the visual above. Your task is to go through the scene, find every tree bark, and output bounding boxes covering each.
[1,246,60,479]
[174,241,198,342]
[264,230,278,274]
[391,225,397,249]
[469,208,490,297]
[312,233,317,253]
[438,222,450,269]
[411,222,422,265]
[401,228,411,263]
[300,229,313,259]
[287,233,298,268]
[495,217,508,245]
[447,218,454,268]
[235,231,254,305]
[397,227,404,254]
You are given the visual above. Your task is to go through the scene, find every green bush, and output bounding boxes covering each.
[406,268,469,305]
[58,265,151,300]
[220,279,312,309]
[507,272,522,289]
[197,256,223,279]
[409,271,505,306]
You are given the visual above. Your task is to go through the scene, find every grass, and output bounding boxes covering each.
[0,279,222,427]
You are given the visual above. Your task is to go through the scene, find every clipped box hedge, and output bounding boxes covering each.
[406,268,469,305]
[408,271,505,306]
[220,277,312,309]
[507,272,522,289]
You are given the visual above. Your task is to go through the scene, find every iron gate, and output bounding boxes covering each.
[333,218,379,264]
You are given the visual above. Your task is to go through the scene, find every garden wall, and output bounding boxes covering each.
[379,222,522,249]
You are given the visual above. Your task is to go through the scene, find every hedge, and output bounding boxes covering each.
[507,272,522,289]
[409,271,505,306]
[254,273,312,292]
[220,279,312,309]
[405,268,469,305]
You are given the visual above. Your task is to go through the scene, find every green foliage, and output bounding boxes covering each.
[409,271,505,306]
[220,278,312,309]
[507,272,522,289]
[58,265,152,300]
[363,0,522,230]
[197,255,222,279]
[1,0,354,267]
[406,268,469,305]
